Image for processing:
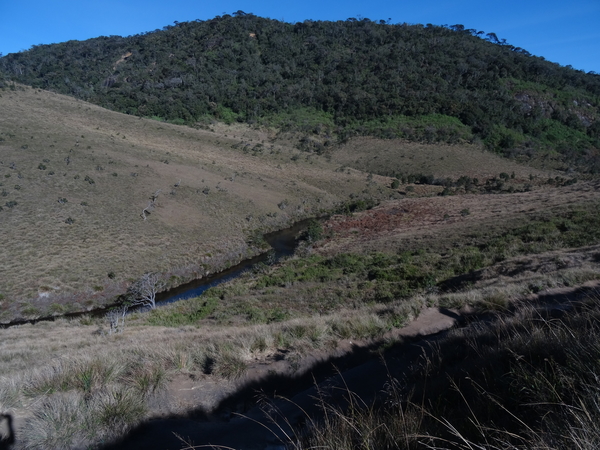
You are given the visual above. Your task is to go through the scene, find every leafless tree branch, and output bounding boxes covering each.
[105,305,128,334]
[128,272,165,309]
[141,190,162,220]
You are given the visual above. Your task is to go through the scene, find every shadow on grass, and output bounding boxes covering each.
[99,284,600,450]
[99,323,450,449]
[102,350,380,448]
[0,414,15,450]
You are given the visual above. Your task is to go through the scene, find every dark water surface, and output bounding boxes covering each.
[0,219,313,328]
[153,218,313,305]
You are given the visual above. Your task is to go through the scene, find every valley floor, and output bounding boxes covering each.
[1,180,600,449]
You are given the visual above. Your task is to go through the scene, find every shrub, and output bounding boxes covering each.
[146,296,219,326]
[301,219,323,243]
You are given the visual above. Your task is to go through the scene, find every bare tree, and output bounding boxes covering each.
[150,189,162,202]
[141,189,162,220]
[105,305,128,334]
[141,200,153,220]
[128,272,165,309]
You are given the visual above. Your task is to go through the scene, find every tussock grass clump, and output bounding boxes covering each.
[284,386,424,450]
[24,388,147,450]
[328,315,388,340]
[22,357,122,398]
[211,351,248,380]
[0,377,19,410]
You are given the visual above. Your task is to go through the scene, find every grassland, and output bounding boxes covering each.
[0,85,393,321]
[0,85,556,322]
[1,83,600,449]
[1,242,598,448]
[331,136,551,179]
[1,174,598,448]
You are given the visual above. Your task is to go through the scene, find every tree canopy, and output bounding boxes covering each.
[1,14,599,169]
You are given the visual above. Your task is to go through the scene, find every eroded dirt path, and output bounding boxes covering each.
[104,279,600,450]
[99,182,600,449]
[103,304,465,450]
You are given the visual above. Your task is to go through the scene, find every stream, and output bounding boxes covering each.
[155,218,312,305]
[0,219,313,328]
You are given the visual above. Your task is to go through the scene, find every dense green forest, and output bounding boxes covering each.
[1,12,600,170]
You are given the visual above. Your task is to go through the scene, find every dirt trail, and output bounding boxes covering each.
[103,279,600,450]
[103,305,464,450]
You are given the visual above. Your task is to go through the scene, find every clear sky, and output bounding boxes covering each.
[1,0,599,73]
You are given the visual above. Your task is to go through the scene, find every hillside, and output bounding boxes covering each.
[0,84,565,322]
[1,176,599,448]
[1,13,600,172]
[0,85,381,321]
[0,89,599,449]
[1,13,600,450]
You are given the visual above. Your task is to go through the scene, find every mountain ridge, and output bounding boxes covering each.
[1,13,599,171]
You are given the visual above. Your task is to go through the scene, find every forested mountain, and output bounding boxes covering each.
[2,12,600,170]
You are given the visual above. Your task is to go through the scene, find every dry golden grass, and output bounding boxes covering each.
[0,86,393,318]
[4,82,599,448]
[0,298,418,448]
[0,85,567,321]
[0,80,599,449]
[0,162,598,447]
[1,244,598,448]
[332,136,550,179]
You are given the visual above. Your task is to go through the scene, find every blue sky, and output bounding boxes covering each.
[1,0,599,73]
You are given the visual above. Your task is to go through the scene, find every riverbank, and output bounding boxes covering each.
[0,218,319,328]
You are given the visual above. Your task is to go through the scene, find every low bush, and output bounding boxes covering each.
[146,296,219,327]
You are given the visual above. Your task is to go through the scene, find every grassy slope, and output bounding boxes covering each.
[1,187,599,448]
[2,85,600,448]
[331,136,550,179]
[0,85,547,321]
[0,86,376,320]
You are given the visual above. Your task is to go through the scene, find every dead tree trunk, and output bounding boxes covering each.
[128,272,165,309]
[105,305,128,334]
[141,189,162,220]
